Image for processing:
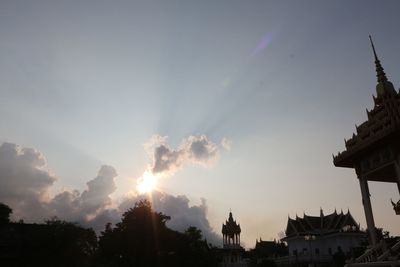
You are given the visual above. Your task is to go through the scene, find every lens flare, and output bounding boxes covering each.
[251,32,274,58]
[136,171,158,193]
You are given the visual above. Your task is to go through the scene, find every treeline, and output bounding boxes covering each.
[0,201,219,267]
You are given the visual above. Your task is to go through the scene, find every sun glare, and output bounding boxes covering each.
[136,171,158,194]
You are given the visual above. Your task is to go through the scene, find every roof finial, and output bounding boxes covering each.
[369,35,388,84]
[229,208,232,217]
[369,35,379,62]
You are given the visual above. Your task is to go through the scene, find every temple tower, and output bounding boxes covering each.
[222,211,241,248]
[221,211,245,266]
[333,36,400,247]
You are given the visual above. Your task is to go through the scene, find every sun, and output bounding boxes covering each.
[136,171,158,194]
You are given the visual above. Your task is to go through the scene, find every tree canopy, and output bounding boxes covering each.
[0,200,218,267]
[0,202,12,224]
[97,199,218,267]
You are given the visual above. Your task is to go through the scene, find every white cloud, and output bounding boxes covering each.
[221,137,232,151]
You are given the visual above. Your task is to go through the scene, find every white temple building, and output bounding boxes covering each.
[279,209,366,265]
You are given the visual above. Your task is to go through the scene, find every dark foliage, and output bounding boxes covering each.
[0,216,97,267]
[332,247,346,267]
[0,202,12,224]
[248,241,287,267]
[96,199,218,267]
[0,200,219,267]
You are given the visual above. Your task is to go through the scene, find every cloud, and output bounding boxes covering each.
[0,142,57,220]
[80,165,117,215]
[221,137,232,151]
[0,142,222,245]
[0,142,117,222]
[146,135,219,176]
[48,165,118,221]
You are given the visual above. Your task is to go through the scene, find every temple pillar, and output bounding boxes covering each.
[396,156,400,194]
[359,176,378,245]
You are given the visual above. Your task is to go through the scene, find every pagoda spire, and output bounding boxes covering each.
[368,35,396,97]
[369,35,388,84]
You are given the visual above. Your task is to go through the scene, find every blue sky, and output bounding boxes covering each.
[0,0,400,247]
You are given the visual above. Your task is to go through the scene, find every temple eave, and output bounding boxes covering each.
[334,127,400,168]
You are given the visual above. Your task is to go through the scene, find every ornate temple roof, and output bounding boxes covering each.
[222,211,241,235]
[284,209,361,238]
[333,37,400,172]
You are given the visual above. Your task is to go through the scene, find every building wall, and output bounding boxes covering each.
[286,234,365,256]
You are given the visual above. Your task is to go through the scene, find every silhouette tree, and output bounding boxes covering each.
[0,202,12,224]
[98,199,173,266]
[185,226,202,241]
[43,218,98,266]
[0,213,97,267]
[97,199,218,267]
[183,226,218,267]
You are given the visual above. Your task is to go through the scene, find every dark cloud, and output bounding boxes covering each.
[147,135,219,176]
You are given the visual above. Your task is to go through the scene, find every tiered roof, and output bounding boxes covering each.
[222,212,241,236]
[333,36,400,177]
[284,209,360,238]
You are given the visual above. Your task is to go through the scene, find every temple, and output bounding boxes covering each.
[333,36,400,265]
[279,209,365,265]
[222,211,241,248]
[221,211,245,266]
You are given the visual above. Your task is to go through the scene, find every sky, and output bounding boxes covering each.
[0,0,400,248]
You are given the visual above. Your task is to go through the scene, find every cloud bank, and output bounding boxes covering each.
[0,141,222,245]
